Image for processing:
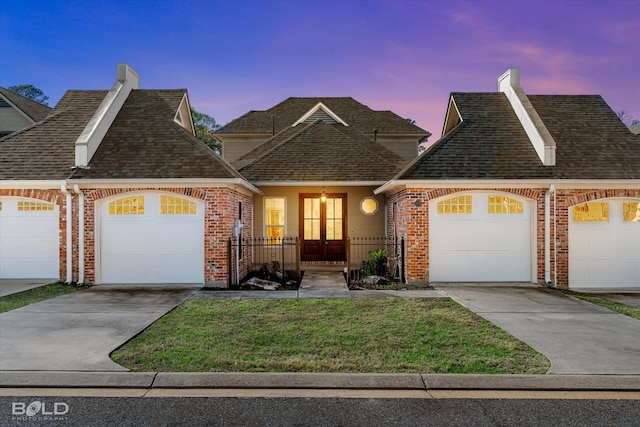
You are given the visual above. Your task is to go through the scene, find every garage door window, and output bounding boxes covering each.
[18,201,54,211]
[488,195,523,214]
[437,195,472,214]
[573,202,608,222]
[623,201,640,222]
[108,196,144,215]
[161,195,196,215]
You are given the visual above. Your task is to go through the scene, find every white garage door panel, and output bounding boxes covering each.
[569,200,640,288]
[100,194,204,284]
[430,194,532,282]
[0,198,59,279]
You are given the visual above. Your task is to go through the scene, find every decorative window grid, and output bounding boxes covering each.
[265,197,285,239]
[161,195,196,215]
[108,196,144,215]
[573,202,608,222]
[437,195,472,214]
[18,201,54,211]
[488,195,523,214]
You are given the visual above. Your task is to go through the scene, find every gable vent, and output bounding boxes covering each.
[175,110,182,124]
[0,98,10,108]
[304,109,338,124]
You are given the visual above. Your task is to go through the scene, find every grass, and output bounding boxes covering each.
[0,282,78,313]
[112,298,550,374]
[561,290,640,321]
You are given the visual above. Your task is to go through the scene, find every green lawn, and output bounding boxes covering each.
[0,282,78,313]
[112,298,550,374]
[561,290,640,320]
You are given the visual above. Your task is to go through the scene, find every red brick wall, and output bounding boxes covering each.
[0,189,69,281]
[81,187,253,286]
[390,188,545,285]
[389,187,640,287]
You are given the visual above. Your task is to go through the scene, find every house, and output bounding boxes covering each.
[376,69,640,289]
[0,87,52,137]
[214,97,430,265]
[0,64,258,286]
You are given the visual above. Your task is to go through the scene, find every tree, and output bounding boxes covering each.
[8,84,49,105]
[191,107,221,154]
[617,110,640,128]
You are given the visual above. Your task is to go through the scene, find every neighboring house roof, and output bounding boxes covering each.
[216,97,430,138]
[0,89,245,181]
[0,86,52,123]
[0,90,107,180]
[71,90,243,180]
[396,92,640,180]
[236,119,407,182]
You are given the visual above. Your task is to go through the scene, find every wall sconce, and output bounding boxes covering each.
[321,189,327,203]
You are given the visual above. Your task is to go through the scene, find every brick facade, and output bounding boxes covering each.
[387,187,640,288]
[78,186,252,286]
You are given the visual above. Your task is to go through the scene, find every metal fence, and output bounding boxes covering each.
[228,236,404,287]
[346,236,405,285]
[228,237,300,287]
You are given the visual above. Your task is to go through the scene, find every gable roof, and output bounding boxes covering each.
[215,97,430,138]
[0,90,108,180]
[71,90,243,180]
[0,89,247,182]
[394,92,640,181]
[0,87,52,123]
[236,119,407,182]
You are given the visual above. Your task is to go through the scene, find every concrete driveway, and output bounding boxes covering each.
[0,285,198,371]
[439,285,640,375]
[0,279,55,297]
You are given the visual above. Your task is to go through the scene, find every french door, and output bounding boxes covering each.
[299,193,347,261]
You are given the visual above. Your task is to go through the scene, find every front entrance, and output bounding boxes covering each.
[299,193,347,261]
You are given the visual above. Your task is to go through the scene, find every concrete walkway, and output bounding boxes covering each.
[0,285,198,371]
[439,284,640,375]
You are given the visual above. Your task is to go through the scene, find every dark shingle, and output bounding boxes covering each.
[397,93,640,180]
[216,97,430,137]
[0,87,52,123]
[71,90,243,180]
[0,91,107,180]
[238,120,406,182]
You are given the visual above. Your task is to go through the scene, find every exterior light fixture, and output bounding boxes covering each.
[321,189,327,203]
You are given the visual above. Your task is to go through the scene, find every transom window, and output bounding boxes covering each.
[161,195,196,215]
[265,197,285,239]
[623,201,640,222]
[488,195,523,214]
[573,202,608,222]
[18,201,54,211]
[108,196,144,215]
[437,195,472,214]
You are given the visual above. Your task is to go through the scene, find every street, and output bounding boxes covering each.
[2,394,639,426]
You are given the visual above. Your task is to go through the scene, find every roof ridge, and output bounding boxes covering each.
[237,121,321,171]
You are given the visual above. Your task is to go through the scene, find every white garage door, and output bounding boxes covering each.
[100,193,204,284]
[569,199,640,288]
[0,197,59,279]
[429,193,533,282]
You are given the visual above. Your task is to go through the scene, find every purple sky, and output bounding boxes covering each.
[1,0,638,140]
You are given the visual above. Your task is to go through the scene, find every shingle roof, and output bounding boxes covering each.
[70,90,243,180]
[216,97,430,137]
[0,87,52,123]
[237,119,407,182]
[0,89,245,181]
[0,90,107,180]
[397,92,640,180]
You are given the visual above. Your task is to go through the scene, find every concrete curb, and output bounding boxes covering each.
[2,371,640,391]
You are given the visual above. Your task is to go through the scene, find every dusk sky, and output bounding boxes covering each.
[1,0,638,140]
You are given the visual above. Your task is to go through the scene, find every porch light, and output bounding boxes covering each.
[321,189,327,203]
